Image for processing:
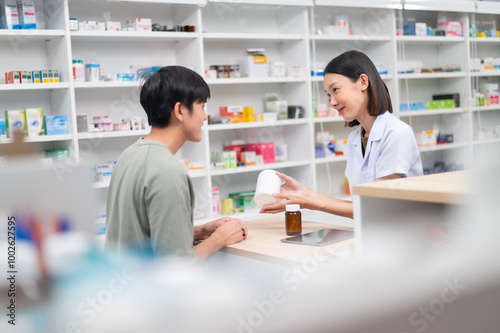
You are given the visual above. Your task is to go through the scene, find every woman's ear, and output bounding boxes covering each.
[359,73,369,91]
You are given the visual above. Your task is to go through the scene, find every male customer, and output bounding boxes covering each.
[106,66,247,262]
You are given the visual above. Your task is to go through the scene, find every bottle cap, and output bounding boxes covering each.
[286,204,300,212]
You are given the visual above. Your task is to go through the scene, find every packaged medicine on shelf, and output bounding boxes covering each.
[6,71,20,84]
[212,187,220,216]
[17,0,36,29]
[437,21,462,37]
[25,108,45,137]
[242,49,268,78]
[4,110,26,137]
[83,20,96,31]
[0,118,6,138]
[127,18,152,31]
[85,63,100,82]
[95,22,105,31]
[42,70,48,83]
[32,70,41,83]
[76,114,88,132]
[69,18,78,31]
[270,61,285,78]
[0,0,19,29]
[105,21,121,31]
[45,115,68,135]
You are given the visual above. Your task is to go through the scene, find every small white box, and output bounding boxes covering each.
[241,55,269,78]
[127,18,151,32]
[69,18,78,31]
[95,21,106,31]
[106,21,121,32]
[415,22,427,36]
[270,61,286,78]
[83,20,96,31]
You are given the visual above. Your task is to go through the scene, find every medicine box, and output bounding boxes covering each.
[45,149,70,163]
[7,71,20,84]
[45,115,68,135]
[1,0,19,29]
[42,70,48,83]
[32,70,41,83]
[25,108,45,136]
[437,21,462,37]
[241,55,269,78]
[5,110,26,137]
[69,18,78,31]
[0,118,6,138]
[106,21,121,31]
[83,20,96,31]
[95,21,106,31]
[17,0,36,29]
[212,187,220,216]
[426,100,455,109]
[127,18,151,31]
[76,114,89,132]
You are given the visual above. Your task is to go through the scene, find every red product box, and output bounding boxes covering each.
[8,71,20,84]
[257,142,275,164]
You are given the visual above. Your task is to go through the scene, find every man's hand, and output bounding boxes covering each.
[201,217,248,240]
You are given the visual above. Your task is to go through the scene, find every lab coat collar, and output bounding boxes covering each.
[353,111,391,146]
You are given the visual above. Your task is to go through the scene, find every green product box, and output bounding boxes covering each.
[5,110,26,137]
[45,149,70,162]
[426,99,455,110]
[229,190,256,212]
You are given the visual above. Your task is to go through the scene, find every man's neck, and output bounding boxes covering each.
[144,126,185,155]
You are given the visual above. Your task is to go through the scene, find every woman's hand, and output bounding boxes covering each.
[259,172,314,214]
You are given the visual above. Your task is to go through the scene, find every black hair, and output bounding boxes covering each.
[324,50,393,127]
[140,66,210,128]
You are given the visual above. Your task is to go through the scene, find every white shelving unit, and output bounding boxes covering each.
[2,0,499,228]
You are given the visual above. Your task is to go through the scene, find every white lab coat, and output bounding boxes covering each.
[345,111,423,195]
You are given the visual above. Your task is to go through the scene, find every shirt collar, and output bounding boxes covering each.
[364,111,391,142]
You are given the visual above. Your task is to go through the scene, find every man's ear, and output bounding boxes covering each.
[172,102,184,122]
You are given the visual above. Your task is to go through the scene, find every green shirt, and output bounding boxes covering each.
[105,139,196,259]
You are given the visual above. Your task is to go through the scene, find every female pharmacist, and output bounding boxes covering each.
[260,50,423,219]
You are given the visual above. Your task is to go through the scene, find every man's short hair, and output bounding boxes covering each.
[140,66,210,128]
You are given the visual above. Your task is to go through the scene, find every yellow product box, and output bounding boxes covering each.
[25,108,45,137]
[42,70,49,83]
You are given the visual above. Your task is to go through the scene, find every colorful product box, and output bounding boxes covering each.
[45,149,70,163]
[25,108,45,136]
[5,110,26,137]
[437,21,462,37]
[7,71,20,84]
[212,187,220,216]
[106,21,121,31]
[0,0,20,29]
[42,70,49,83]
[0,118,6,138]
[32,70,41,83]
[45,115,68,135]
[127,18,152,31]
[83,20,96,31]
[17,0,36,29]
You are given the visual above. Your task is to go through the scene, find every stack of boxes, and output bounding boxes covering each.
[1,109,68,138]
[4,69,59,84]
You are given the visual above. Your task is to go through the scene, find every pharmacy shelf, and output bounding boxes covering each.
[92,181,110,189]
[396,36,465,43]
[207,119,308,131]
[312,116,345,123]
[91,169,205,190]
[0,83,69,91]
[70,31,197,42]
[399,108,467,117]
[205,77,305,85]
[398,72,466,79]
[105,0,206,4]
[310,34,391,42]
[210,159,310,176]
[418,142,469,152]
[202,32,304,42]
[473,138,500,145]
[470,37,500,43]
[471,106,500,112]
[74,81,142,89]
[314,0,401,8]
[311,74,392,82]
[0,134,73,145]
[314,155,347,164]
[0,29,66,41]
[402,0,476,12]
[78,130,150,140]
[470,71,500,77]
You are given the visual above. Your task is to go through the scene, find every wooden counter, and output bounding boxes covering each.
[352,170,472,205]
[220,217,354,266]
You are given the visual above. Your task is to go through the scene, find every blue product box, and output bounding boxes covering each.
[0,118,6,138]
[136,66,162,80]
[315,146,326,158]
[45,115,68,135]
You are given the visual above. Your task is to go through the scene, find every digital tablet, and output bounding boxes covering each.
[281,228,354,247]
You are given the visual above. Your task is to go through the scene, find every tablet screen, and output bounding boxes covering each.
[281,228,354,247]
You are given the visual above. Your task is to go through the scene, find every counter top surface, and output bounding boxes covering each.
[352,170,472,204]
[220,217,354,266]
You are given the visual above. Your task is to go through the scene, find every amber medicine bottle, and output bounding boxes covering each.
[285,204,302,236]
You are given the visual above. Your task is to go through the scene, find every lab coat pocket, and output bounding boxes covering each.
[361,167,375,183]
